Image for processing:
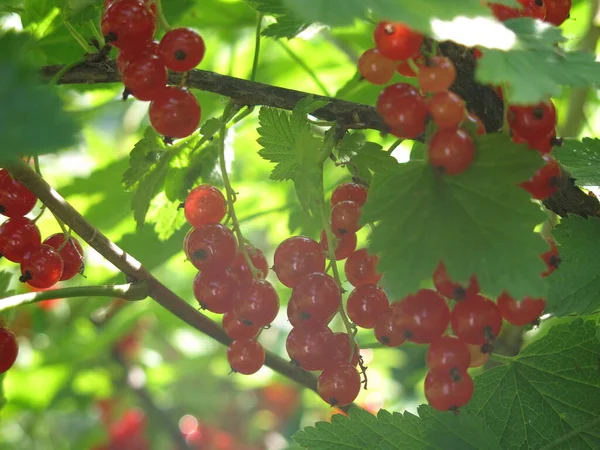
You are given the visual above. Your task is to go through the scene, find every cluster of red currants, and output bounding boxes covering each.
[182,185,277,376]
[94,402,149,450]
[489,0,571,25]
[101,0,204,140]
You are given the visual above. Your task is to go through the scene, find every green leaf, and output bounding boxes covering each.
[476,19,600,104]
[547,216,600,316]
[0,271,14,298]
[293,406,502,450]
[553,138,600,186]
[466,319,600,450]
[337,133,399,183]
[146,192,188,241]
[245,0,310,39]
[362,133,548,300]
[0,32,80,160]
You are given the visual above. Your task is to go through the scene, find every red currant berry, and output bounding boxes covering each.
[428,91,466,130]
[520,154,560,200]
[508,101,556,141]
[541,236,560,276]
[465,111,486,135]
[233,279,279,327]
[222,311,259,340]
[287,297,335,328]
[472,48,483,60]
[319,229,357,261]
[433,261,479,301]
[159,27,206,72]
[418,56,456,93]
[20,244,63,289]
[227,339,265,375]
[149,87,201,139]
[347,284,389,329]
[394,290,450,344]
[374,21,423,61]
[374,307,405,347]
[513,130,557,154]
[0,326,18,374]
[467,343,491,368]
[396,55,425,77]
[0,217,41,263]
[490,0,547,20]
[290,273,341,324]
[325,332,359,368]
[424,369,474,411]
[497,292,546,326]
[122,53,167,101]
[376,83,420,116]
[273,236,325,288]
[183,224,237,273]
[426,336,471,378]
[116,40,160,74]
[357,48,395,85]
[0,170,37,217]
[183,184,227,228]
[331,200,362,236]
[428,128,475,175]
[43,233,84,281]
[330,182,368,207]
[450,294,503,345]
[344,248,382,287]
[193,269,238,314]
[286,323,334,371]
[229,245,269,289]
[317,363,361,407]
[101,0,156,52]
[545,0,571,26]
[384,92,428,139]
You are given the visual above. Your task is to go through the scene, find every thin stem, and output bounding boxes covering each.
[33,156,69,235]
[488,353,513,364]
[250,13,264,82]
[89,20,105,48]
[152,0,172,32]
[276,40,331,97]
[406,58,421,75]
[0,282,148,311]
[62,11,96,54]
[388,139,403,154]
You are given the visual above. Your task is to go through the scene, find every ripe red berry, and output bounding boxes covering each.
[426,336,471,378]
[374,307,405,347]
[286,324,334,371]
[43,233,84,281]
[184,184,227,228]
[229,245,269,290]
[424,369,474,411]
[513,130,557,154]
[0,326,18,374]
[287,297,335,328]
[149,87,201,139]
[222,311,259,340]
[0,217,41,262]
[520,154,561,200]
[433,261,479,301]
[451,294,503,345]
[227,339,265,375]
[358,48,396,85]
[374,21,423,61]
[273,236,325,288]
[545,0,571,26]
[465,111,486,135]
[344,248,382,287]
[491,0,546,21]
[418,56,456,93]
[331,200,362,236]
[325,332,360,369]
[396,55,425,77]
[428,91,466,130]
[233,279,279,327]
[183,223,237,272]
[319,229,357,261]
[101,0,156,52]
[508,101,556,141]
[541,236,560,276]
[347,284,389,329]
[385,92,429,139]
[116,41,160,74]
[317,363,361,406]
[0,170,37,217]
[159,27,206,72]
[376,82,420,116]
[467,343,491,368]
[122,53,167,101]
[193,269,238,314]
[20,244,64,289]
[428,128,475,175]
[394,290,451,344]
[497,292,546,326]
[330,182,368,207]
[290,273,341,324]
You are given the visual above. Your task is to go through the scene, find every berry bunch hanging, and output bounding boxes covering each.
[101,0,204,140]
[0,169,85,289]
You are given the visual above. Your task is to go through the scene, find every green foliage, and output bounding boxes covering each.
[336,133,399,184]
[466,319,600,449]
[244,0,309,38]
[293,405,501,449]
[547,216,600,316]
[362,134,548,300]
[0,271,14,298]
[553,138,600,186]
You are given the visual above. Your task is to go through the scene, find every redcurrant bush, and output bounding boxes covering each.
[0,170,37,218]
[344,248,382,287]
[286,324,334,371]
[424,369,474,411]
[290,273,341,324]
[20,244,64,289]
[101,0,156,52]
[357,48,395,85]
[330,182,368,207]
[122,53,167,101]
[373,21,423,61]
[347,284,390,329]
[508,101,557,141]
[331,200,362,236]
[451,294,503,345]
[222,311,259,340]
[159,27,206,72]
[193,269,238,314]
[149,87,201,139]
[287,297,335,328]
[394,290,450,344]
[273,236,325,288]
[183,223,237,272]
[183,185,227,228]
[418,56,456,93]
[227,339,265,375]
[427,128,475,175]
[0,326,18,374]
[232,279,279,327]
[374,308,405,347]
[376,83,420,116]
[426,336,471,377]
[0,217,41,263]
[384,92,428,139]
[43,233,84,281]
[497,292,546,326]
[428,91,466,130]
[317,363,362,407]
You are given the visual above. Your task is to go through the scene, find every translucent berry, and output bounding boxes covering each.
[183,184,227,228]
[545,0,571,26]
[325,332,360,368]
[193,268,238,314]
[374,307,405,347]
[273,236,325,288]
[433,261,479,301]
[233,279,279,327]
[0,217,41,263]
[319,229,357,261]
[287,297,335,328]
[331,200,362,236]
[229,245,269,290]
[520,154,560,200]
[358,48,395,85]
[20,244,64,289]
[183,224,237,272]
[286,324,334,371]
[376,83,420,116]
[394,290,450,344]
[508,101,556,141]
[116,40,160,74]
[0,326,18,374]
[428,128,475,175]
[347,284,390,329]
[424,369,474,411]
[149,87,201,139]
[227,339,265,375]
[490,0,546,21]
[159,27,206,72]
[344,248,382,287]
[374,21,423,61]
[450,294,503,345]
[428,91,466,130]
[43,233,84,281]
[467,343,491,368]
[384,92,428,139]
[101,0,156,52]
[317,363,361,407]
[0,170,37,217]
[330,182,368,207]
[290,273,341,324]
[122,53,167,101]
[418,56,456,93]
[426,336,471,378]
[541,236,560,276]
[222,311,259,340]
[497,292,546,326]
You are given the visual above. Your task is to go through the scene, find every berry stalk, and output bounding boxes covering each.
[149,0,172,32]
